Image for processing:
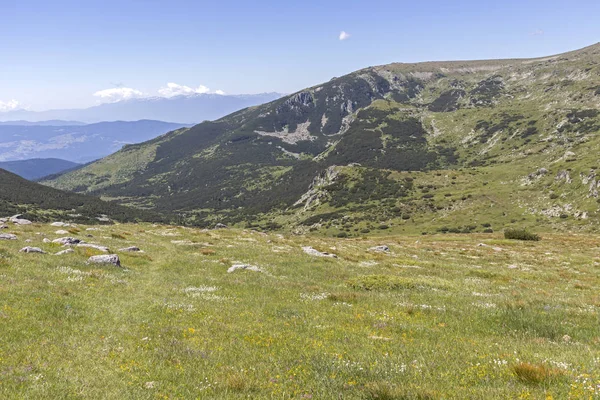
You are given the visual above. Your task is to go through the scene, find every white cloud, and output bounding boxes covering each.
[530,29,544,36]
[339,31,351,41]
[0,99,21,112]
[93,87,145,103]
[158,82,211,97]
[215,90,226,95]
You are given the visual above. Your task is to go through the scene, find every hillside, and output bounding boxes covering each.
[43,43,600,234]
[0,158,80,180]
[0,168,163,224]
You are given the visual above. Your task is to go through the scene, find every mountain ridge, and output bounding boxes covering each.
[43,43,600,234]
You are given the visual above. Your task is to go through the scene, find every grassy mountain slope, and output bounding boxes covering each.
[43,43,600,234]
[0,168,163,223]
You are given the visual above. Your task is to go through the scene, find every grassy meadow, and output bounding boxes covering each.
[0,222,599,399]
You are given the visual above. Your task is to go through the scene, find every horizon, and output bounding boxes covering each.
[1,0,599,112]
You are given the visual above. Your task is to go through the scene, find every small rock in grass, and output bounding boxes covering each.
[55,249,74,256]
[77,243,109,252]
[55,230,70,235]
[50,222,70,227]
[369,245,390,253]
[215,223,228,229]
[119,246,142,252]
[0,233,17,240]
[227,264,263,273]
[25,239,32,243]
[302,246,337,258]
[53,237,81,245]
[507,264,519,269]
[43,238,51,243]
[19,246,45,254]
[0,224,7,229]
[12,218,32,225]
[88,254,121,267]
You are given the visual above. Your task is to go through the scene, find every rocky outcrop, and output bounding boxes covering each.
[53,237,81,245]
[302,246,337,258]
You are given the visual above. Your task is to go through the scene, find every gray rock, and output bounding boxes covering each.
[12,218,32,225]
[55,230,70,235]
[43,238,52,243]
[55,249,74,256]
[77,243,109,252]
[88,254,121,267]
[215,223,229,229]
[227,264,263,273]
[302,246,337,258]
[52,237,81,245]
[369,245,390,253]
[0,233,17,240]
[556,170,572,183]
[119,246,142,252]
[25,239,32,243]
[19,246,45,254]
[0,224,8,229]
[50,222,70,227]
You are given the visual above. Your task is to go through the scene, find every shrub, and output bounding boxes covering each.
[336,232,349,238]
[504,229,540,241]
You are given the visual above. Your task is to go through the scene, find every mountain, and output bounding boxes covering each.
[0,93,285,124]
[0,120,190,163]
[43,43,600,234]
[0,168,163,224]
[0,158,81,180]
[0,120,85,126]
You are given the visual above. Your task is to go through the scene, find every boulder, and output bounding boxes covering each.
[227,264,263,273]
[12,219,32,225]
[77,243,109,252]
[52,237,81,245]
[55,230,70,235]
[302,246,337,258]
[369,245,390,253]
[0,233,17,240]
[50,222,70,227]
[0,224,8,229]
[19,247,45,254]
[215,223,229,229]
[88,254,121,267]
[55,249,74,256]
[119,246,142,252]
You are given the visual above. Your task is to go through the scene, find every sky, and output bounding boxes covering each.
[0,0,599,111]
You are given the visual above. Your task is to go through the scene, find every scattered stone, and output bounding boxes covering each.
[507,264,519,269]
[215,223,228,229]
[555,170,572,183]
[25,239,32,243]
[119,246,142,252]
[78,243,110,252]
[12,218,32,225]
[369,245,390,253]
[227,264,263,273]
[53,237,81,245]
[88,254,121,267]
[50,222,70,227]
[55,230,70,235]
[19,247,45,254]
[86,228,99,231]
[477,243,503,252]
[562,334,571,343]
[96,216,111,222]
[0,233,17,240]
[43,238,51,243]
[302,246,337,258]
[0,224,7,229]
[55,249,74,256]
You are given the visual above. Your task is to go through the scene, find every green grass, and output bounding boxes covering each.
[0,222,599,398]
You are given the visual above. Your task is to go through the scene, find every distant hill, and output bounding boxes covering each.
[0,120,85,126]
[0,120,190,163]
[43,43,600,234]
[0,168,163,224]
[0,158,81,180]
[0,93,284,124]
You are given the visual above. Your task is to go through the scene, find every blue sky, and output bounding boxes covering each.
[0,0,599,111]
